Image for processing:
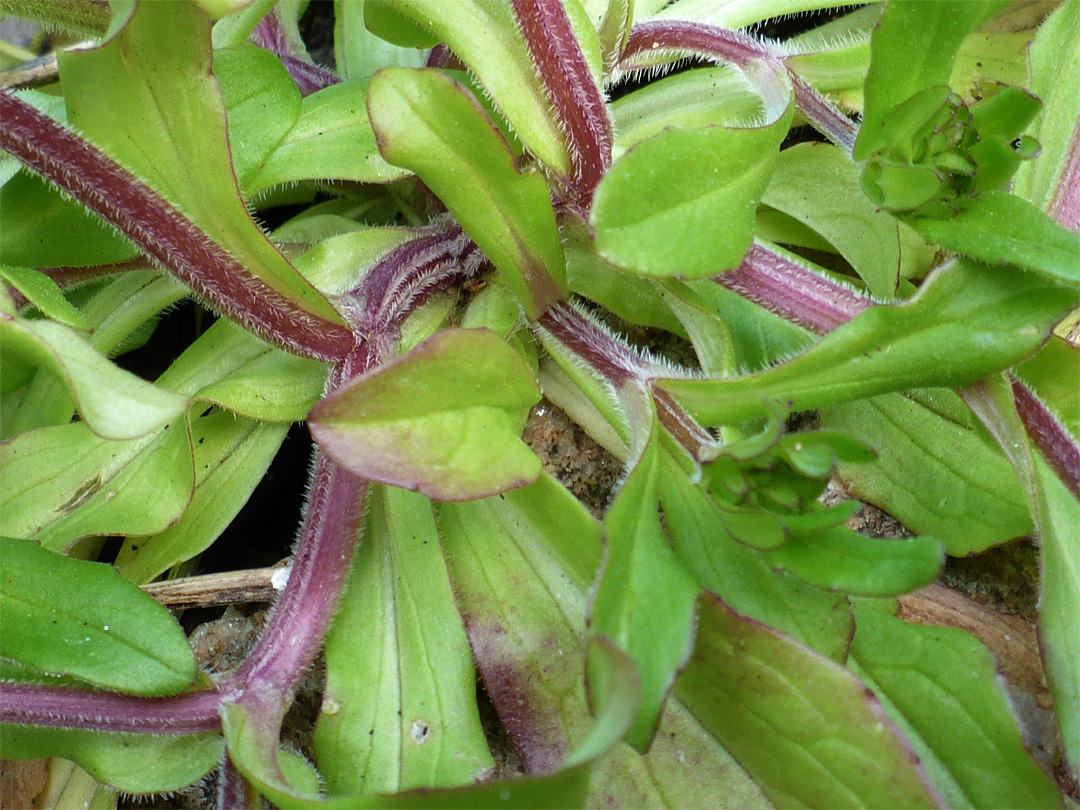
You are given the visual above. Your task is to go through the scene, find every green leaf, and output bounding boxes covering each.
[659,451,854,662]
[1006,1,1080,216]
[849,599,1063,809]
[0,316,187,440]
[608,65,766,159]
[0,266,91,331]
[314,485,494,794]
[213,44,302,192]
[365,1,439,48]
[820,390,1033,555]
[0,726,221,795]
[309,329,541,501]
[114,416,287,585]
[853,0,1010,160]
[0,537,196,695]
[1015,337,1079,437]
[250,79,409,194]
[677,593,940,809]
[0,171,138,268]
[224,641,641,809]
[1035,454,1080,770]
[0,420,195,553]
[904,192,1079,286]
[368,67,567,318]
[437,474,770,807]
[764,525,943,597]
[591,69,793,278]
[381,0,573,176]
[333,0,426,84]
[760,143,935,298]
[57,0,347,331]
[589,407,700,752]
[659,259,1072,426]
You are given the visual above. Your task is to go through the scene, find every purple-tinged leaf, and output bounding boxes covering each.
[714,242,872,335]
[0,90,352,362]
[620,20,856,149]
[1051,127,1080,231]
[251,8,340,96]
[0,682,220,734]
[677,592,943,809]
[511,0,613,204]
[310,329,541,502]
[1013,377,1080,499]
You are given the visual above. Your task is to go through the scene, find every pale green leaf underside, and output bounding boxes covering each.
[0,537,196,696]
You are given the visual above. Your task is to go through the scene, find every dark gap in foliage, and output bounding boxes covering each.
[112,300,216,383]
[195,423,314,577]
[299,0,337,71]
[753,4,868,40]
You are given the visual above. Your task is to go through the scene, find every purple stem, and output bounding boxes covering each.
[1050,117,1080,232]
[251,11,339,96]
[620,20,857,151]
[537,302,714,457]
[218,751,256,810]
[349,225,487,339]
[0,89,353,362]
[715,243,872,335]
[511,0,613,204]
[223,358,372,700]
[0,684,220,734]
[426,44,465,71]
[1012,376,1080,500]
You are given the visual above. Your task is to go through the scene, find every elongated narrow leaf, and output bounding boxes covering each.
[114,416,287,585]
[250,79,408,194]
[821,390,1033,555]
[0,537,196,696]
[849,599,1063,809]
[1035,454,1080,769]
[905,192,1079,285]
[764,525,943,597]
[0,726,221,795]
[1012,2,1080,222]
[0,266,90,331]
[224,641,640,809]
[659,259,1072,426]
[368,67,566,317]
[314,485,494,794]
[0,316,187,440]
[0,420,194,553]
[591,68,792,278]
[43,1,352,359]
[437,474,770,807]
[590,411,700,752]
[310,329,541,501]
[677,593,941,809]
[853,0,1009,160]
[381,0,573,176]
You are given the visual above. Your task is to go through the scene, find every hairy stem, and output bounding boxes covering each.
[714,243,872,334]
[511,0,613,203]
[251,10,339,96]
[0,88,354,362]
[620,20,857,150]
[0,683,221,734]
